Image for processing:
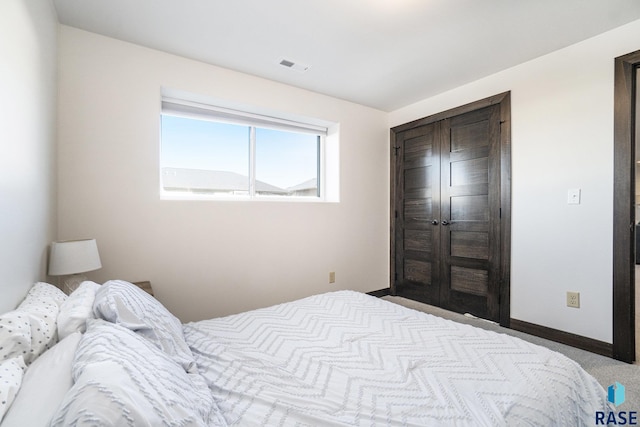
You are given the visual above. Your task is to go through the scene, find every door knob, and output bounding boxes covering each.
[431,220,439,225]
[441,220,450,226]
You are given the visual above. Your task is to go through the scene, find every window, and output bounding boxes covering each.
[160,97,330,200]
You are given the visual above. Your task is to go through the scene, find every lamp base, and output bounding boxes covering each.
[61,274,88,295]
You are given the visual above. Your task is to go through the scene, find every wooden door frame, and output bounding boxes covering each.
[613,50,640,363]
[390,91,512,327]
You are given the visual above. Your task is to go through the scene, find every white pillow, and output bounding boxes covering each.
[50,320,219,426]
[1,332,81,427]
[57,281,101,339]
[93,280,196,372]
[0,357,26,423]
[0,311,31,363]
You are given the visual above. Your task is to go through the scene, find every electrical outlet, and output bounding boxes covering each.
[329,272,336,284]
[566,291,580,308]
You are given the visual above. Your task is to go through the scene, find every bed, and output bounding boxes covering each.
[0,280,610,426]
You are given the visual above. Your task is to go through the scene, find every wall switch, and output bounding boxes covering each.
[567,188,581,205]
[566,291,580,308]
[329,272,336,284]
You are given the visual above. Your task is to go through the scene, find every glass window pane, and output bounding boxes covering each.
[255,128,319,197]
[161,115,250,195]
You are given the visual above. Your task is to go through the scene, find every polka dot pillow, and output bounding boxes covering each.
[0,312,31,363]
[0,283,67,421]
[15,283,67,364]
[0,283,67,367]
[18,282,67,313]
[0,357,26,422]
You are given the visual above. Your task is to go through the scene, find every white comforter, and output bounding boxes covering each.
[183,291,609,426]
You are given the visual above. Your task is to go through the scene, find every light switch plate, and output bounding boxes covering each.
[567,188,581,205]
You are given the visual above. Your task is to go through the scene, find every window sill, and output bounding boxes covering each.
[160,191,337,203]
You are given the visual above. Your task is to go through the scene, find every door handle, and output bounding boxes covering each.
[431,220,439,225]
[441,220,450,226]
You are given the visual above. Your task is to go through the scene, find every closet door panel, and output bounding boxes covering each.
[440,105,501,321]
[394,123,441,305]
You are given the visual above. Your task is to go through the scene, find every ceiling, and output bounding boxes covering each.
[52,0,640,112]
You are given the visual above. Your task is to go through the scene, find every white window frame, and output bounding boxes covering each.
[160,94,337,202]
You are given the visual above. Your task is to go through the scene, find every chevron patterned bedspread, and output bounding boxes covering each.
[183,291,609,426]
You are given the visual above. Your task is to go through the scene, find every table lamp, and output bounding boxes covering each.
[49,239,102,294]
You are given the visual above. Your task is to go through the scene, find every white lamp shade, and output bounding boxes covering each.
[48,239,102,276]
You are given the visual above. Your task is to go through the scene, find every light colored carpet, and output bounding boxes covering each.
[383,295,640,411]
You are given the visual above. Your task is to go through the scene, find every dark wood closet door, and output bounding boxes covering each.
[439,105,501,321]
[392,99,505,323]
[393,123,441,305]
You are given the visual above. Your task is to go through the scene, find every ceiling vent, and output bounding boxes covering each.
[279,58,310,73]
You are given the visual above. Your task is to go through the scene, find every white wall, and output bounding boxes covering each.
[57,26,389,322]
[0,1,58,313]
[57,18,640,341]
[390,19,640,344]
